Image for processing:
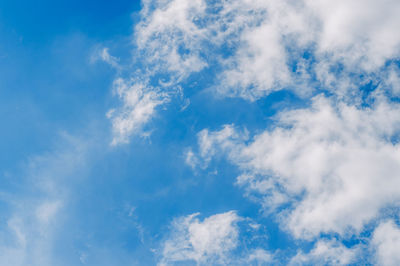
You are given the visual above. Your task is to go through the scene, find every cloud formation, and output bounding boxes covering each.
[107,78,170,145]
[158,211,274,265]
[289,239,360,266]
[191,95,400,239]
[106,0,400,264]
[109,0,400,143]
[159,211,241,265]
[0,134,90,266]
[372,220,400,266]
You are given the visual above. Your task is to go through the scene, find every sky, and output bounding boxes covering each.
[1,0,400,265]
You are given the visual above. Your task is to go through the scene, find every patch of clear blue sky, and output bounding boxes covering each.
[0,0,310,264]
[0,0,139,166]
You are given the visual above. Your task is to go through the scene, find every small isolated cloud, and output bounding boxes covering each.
[158,211,274,265]
[158,211,240,265]
[91,47,120,69]
[107,78,170,145]
[99,47,119,69]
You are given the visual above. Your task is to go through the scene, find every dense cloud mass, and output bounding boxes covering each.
[372,220,400,266]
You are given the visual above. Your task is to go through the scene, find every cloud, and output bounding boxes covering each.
[136,0,209,80]
[289,239,360,265]
[158,211,241,265]
[371,220,400,266]
[190,95,400,239]
[133,0,307,100]
[306,0,400,71]
[91,47,120,69]
[104,1,400,262]
[134,0,400,98]
[109,0,400,143]
[246,248,274,265]
[0,133,90,266]
[158,210,276,265]
[107,78,170,145]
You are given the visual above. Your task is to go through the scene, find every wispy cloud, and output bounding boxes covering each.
[107,78,170,145]
[0,133,90,266]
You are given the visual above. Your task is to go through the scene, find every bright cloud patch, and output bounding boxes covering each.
[159,211,240,265]
[289,239,360,265]
[372,220,400,266]
[107,78,170,145]
[158,211,274,265]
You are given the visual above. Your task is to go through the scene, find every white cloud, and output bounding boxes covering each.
[159,211,241,265]
[307,0,400,71]
[381,65,400,97]
[91,47,120,69]
[184,149,199,169]
[107,78,169,145]
[245,248,274,265]
[289,239,359,266]
[110,0,400,143]
[107,1,400,263]
[134,0,308,100]
[158,211,275,265]
[99,47,119,68]
[191,95,400,239]
[131,0,400,99]
[371,220,400,266]
[136,0,208,80]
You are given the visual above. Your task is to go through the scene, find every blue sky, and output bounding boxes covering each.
[1,0,400,265]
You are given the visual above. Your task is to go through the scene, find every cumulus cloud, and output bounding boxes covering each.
[109,0,400,143]
[106,0,400,262]
[289,239,360,266]
[190,95,400,239]
[371,220,400,266]
[159,211,241,265]
[135,0,400,97]
[111,0,398,144]
[158,211,275,265]
[307,0,400,71]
